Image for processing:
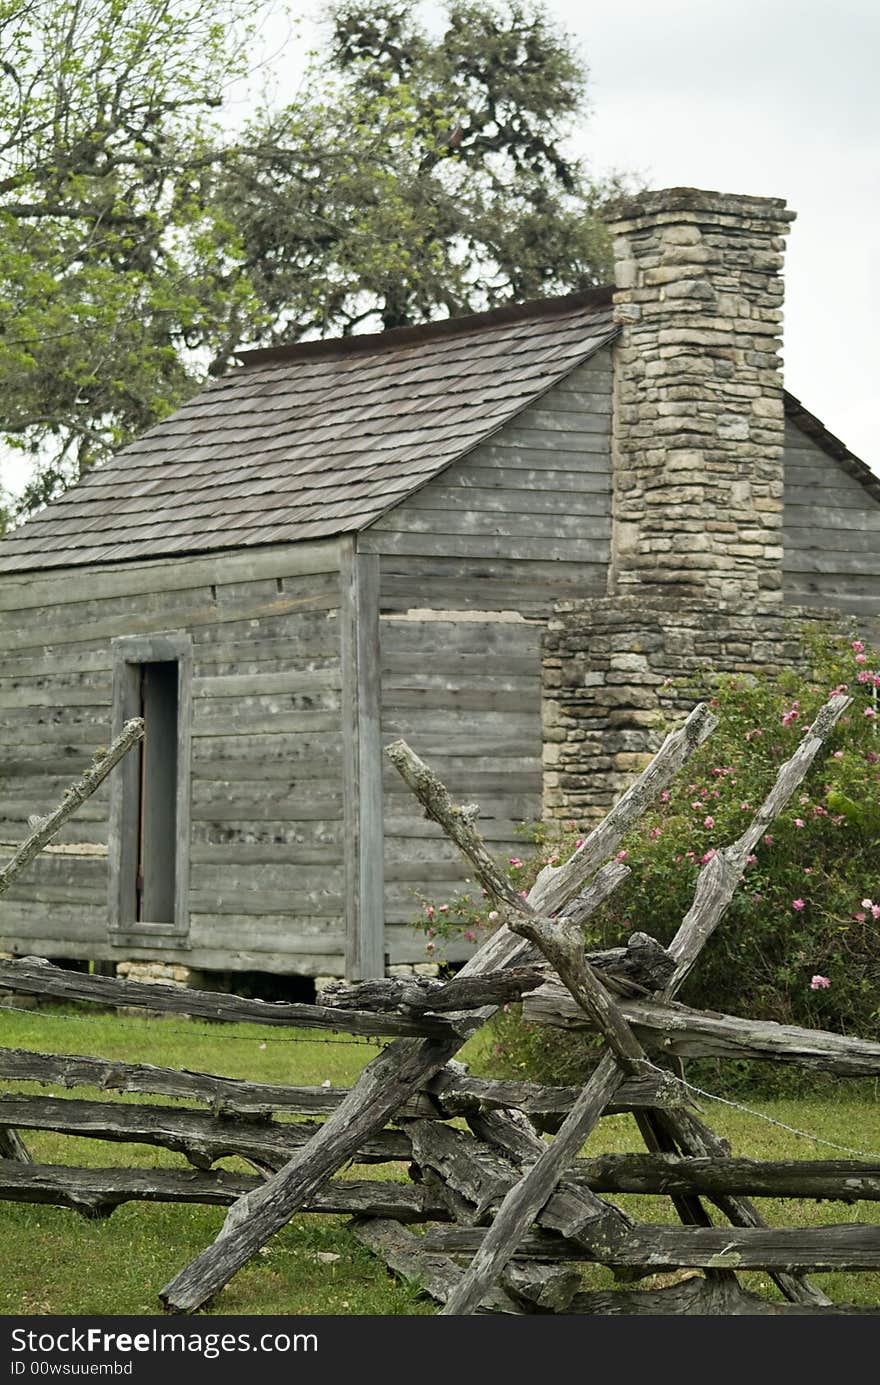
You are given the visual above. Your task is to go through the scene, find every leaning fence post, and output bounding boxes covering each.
[0,718,144,1182]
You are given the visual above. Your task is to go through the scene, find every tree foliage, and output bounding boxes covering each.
[219,1,620,338]
[0,0,264,510]
[1,0,621,512]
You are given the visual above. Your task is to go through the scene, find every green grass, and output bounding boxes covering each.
[1,1004,880,1314]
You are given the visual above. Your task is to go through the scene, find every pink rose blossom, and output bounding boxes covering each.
[508,857,523,868]
[810,975,830,990]
[794,818,805,829]
[854,911,866,923]
[660,791,670,804]
[792,898,806,911]
[703,815,715,829]
[701,849,716,865]
[615,849,628,862]
[855,653,868,664]
[852,640,865,653]
[746,853,757,866]
[865,707,877,719]
[832,750,844,759]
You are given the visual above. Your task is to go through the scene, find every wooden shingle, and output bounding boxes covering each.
[0,291,616,573]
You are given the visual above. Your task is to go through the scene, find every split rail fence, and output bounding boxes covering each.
[2,699,880,1314]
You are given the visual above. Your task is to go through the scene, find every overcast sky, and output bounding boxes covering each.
[560,0,879,474]
[4,1,876,495]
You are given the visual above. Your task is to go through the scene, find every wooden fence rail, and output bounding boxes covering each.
[3,696,880,1316]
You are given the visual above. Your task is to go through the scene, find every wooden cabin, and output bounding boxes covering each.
[0,188,877,982]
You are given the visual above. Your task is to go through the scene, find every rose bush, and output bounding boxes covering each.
[414,629,880,1091]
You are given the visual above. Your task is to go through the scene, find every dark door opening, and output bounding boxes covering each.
[136,661,179,924]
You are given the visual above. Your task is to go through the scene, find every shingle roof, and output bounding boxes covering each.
[0,289,617,573]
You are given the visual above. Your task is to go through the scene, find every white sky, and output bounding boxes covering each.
[3,0,877,493]
[562,0,879,475]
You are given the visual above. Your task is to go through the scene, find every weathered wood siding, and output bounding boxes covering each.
[784,419,880,641]
[0,542,347,976]
[367,351,613,961]
[362,350,613,615]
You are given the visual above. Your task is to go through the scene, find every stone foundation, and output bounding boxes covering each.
[542,596,843,820]
[116,960,202,987]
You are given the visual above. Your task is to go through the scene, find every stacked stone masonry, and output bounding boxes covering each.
[605,188,796,606]
[539,187,851,822]
[542,596,843,820]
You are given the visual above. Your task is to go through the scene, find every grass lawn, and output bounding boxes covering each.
[1,1003,880,1315]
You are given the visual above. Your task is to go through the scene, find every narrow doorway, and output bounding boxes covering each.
[109,633,191,945]
[136,661,178,924]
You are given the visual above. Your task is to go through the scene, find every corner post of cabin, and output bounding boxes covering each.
[340,536,385,979]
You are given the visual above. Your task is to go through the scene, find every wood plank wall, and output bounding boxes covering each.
[0,542,347,976]
[366,351,613,964]
[783,419,880,642]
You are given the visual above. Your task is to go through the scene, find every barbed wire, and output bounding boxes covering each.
[3,1005,878,1156]
[644,1059,880,1160]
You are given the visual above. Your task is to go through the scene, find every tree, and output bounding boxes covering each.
[0,0,267,511]
[2,0,624,512]
[219,0,621,338]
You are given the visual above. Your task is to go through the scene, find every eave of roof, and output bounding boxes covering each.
[783,391,880,504]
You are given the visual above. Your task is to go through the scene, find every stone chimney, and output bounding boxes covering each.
[541,188,840,822]
[604,187,796,605]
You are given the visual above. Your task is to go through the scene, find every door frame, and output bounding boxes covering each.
[107,631,193,949]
